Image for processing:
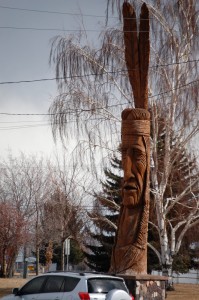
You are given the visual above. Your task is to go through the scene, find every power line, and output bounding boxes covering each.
[0,112,53,116]
[151,59,199,68]
[0,117,119,130]
[0,4,151,20]
[0,26,103,32]
[0,116,133,131]
[0,120,45,123]
[0,26,154,34]
[0,59,198,85]
[0,25,189,33]
[0,77,57,85]
[0,4,113,18]
[0,78,198,117]
[0,123,50,130]
[149,79,199,98]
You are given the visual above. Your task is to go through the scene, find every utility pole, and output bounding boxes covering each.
[65,238,70,271]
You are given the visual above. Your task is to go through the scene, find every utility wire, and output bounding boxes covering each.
[0,78,198,118]
[149,79,199,98]
[0,120,45,123]
[0,123,50,130]
[0,26,188,33]
[0,26,103,32]
[0,4,114,18]
[0,4,151,20]
[0,59,198,85]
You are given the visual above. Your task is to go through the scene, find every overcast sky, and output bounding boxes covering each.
[0,0,110,160]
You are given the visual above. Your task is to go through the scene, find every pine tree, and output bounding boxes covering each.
[84,153,122,272]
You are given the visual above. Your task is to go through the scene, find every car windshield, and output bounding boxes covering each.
[87,278,127,294]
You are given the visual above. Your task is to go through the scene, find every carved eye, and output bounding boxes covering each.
[132,150,146,168]
[130,148,145,158]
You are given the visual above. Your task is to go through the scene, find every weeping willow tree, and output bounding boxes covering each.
[49,0,198,167]
[49,0,199,279]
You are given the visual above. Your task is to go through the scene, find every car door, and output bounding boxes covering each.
[14,275,47,300]
[36,275,65,300]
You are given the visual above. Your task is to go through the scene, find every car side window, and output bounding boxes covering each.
[42,276,65,293]
[19,276,47,295]
[64,276,80,292]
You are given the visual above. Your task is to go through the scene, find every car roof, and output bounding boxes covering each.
[41,271,124,280]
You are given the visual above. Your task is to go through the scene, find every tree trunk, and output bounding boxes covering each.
[61,241,65,271]
[23,246,27,279]
[162,260,174,290]
[7,253,17,278]
[36,245,40,275]
[2,250,7,278]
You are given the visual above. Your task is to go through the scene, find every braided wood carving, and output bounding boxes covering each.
[109,2,150,275]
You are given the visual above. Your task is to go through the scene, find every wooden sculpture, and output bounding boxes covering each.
[109,2,150,274]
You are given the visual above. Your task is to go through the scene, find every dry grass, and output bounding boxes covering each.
[0,278,28,298]
[166,283,199,300]
[0,278,199,299]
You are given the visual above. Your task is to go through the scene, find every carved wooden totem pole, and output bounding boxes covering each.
[109,2,150,275]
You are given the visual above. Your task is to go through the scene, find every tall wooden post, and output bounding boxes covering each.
[109,1,150,276]
[109,3,168,298]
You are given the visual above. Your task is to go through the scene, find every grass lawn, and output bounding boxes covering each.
[0,278,199,299]
[166,283,199,300]
[0,278,28,298]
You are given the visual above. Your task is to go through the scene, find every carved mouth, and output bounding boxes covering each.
[124,184,137,191]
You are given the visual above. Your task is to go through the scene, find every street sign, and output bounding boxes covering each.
[25,257,36,263]
[65,238,70,255]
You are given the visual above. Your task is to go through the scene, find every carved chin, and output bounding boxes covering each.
[123,190,139,207]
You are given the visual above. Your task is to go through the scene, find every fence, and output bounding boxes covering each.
[152,270,199,284]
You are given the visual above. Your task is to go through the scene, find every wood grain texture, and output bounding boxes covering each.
[122,2,150,109]
[139,3,150,109]
[123,2,140,106]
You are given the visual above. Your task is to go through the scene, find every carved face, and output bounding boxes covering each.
[122,136,147,207]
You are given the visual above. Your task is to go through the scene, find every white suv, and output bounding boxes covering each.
[0,272,134,300]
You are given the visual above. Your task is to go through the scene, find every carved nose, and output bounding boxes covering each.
[124,156,134,181]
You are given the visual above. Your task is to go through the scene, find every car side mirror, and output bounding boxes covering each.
[12,288,19,295]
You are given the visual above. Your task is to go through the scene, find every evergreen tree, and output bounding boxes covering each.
[84,153,122,272]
